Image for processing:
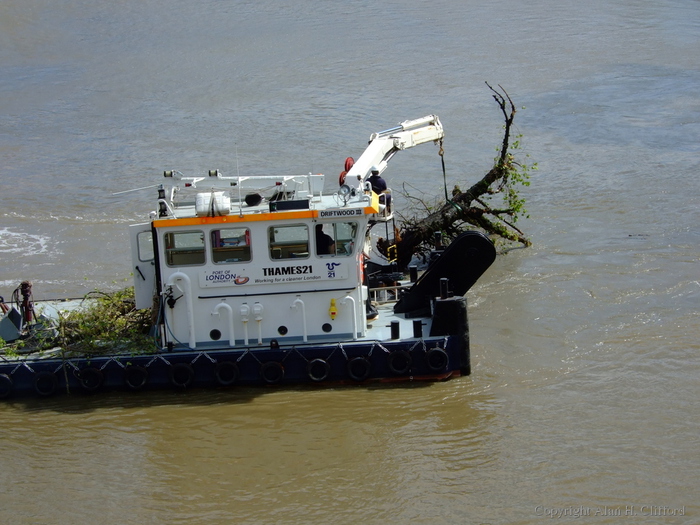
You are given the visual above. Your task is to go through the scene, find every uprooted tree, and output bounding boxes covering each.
[378,83,536,270]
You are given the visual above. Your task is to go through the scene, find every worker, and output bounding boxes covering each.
[368,166,391,209]
[315,224,335,255]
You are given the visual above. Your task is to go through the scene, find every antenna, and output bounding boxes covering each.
[112,183,161,196]
[235,144,240,178]
[235,144,243,217]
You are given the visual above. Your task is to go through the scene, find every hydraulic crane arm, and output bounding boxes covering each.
[344,115,444,184]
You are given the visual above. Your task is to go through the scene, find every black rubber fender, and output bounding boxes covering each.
[387,350,412,375]
[307,358,330,382]
[0,373,13,399]
[78,367,104,393]
[425,347,449,372]
[34,371,58,397]
[260,361,284,384]
[169,363,195,388]
[347,356,371,382]
[124,365,148,391]
[215,361,239,386]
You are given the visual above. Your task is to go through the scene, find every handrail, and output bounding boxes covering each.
[369,283,411,305]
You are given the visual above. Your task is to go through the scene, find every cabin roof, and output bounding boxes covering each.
[153,173,381,227]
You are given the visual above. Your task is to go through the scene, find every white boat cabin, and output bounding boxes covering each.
[130,172,385,350]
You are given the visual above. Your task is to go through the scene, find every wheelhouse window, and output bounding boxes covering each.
[211,227,251,263]
[315,221,358,256]
[164,230,205,266]
[268,224,309,260]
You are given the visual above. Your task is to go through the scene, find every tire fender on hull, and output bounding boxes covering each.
[425,347,449,372]
[260,362,284,384]
[169,363,195,388]
[388,350,412,375]
[34,371,58,397]
[124,365,149,391]
[215,361,239,386]
[347,356,371,382]
[78,367,104,393]
[307,358,331,382]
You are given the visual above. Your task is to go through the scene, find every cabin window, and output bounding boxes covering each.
[211,227,251,263]
[315,221,358,256]
[164,230,205,266]
[268,224,309,260]
[136,231,154,261]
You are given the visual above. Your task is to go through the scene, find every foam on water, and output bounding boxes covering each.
[0,227,50,256]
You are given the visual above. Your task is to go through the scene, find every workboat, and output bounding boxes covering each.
[0,115,496,399]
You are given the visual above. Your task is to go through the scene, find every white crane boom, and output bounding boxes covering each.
[344,115,444,184]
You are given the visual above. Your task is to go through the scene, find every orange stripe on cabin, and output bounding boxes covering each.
[152,196,378,229]
[152,210,319,228]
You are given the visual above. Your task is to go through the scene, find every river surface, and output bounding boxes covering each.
[1,1,698,524]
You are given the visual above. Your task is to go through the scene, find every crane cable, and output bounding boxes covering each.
[438,139,462,213]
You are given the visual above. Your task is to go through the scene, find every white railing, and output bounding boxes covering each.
[369,282,411,305]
